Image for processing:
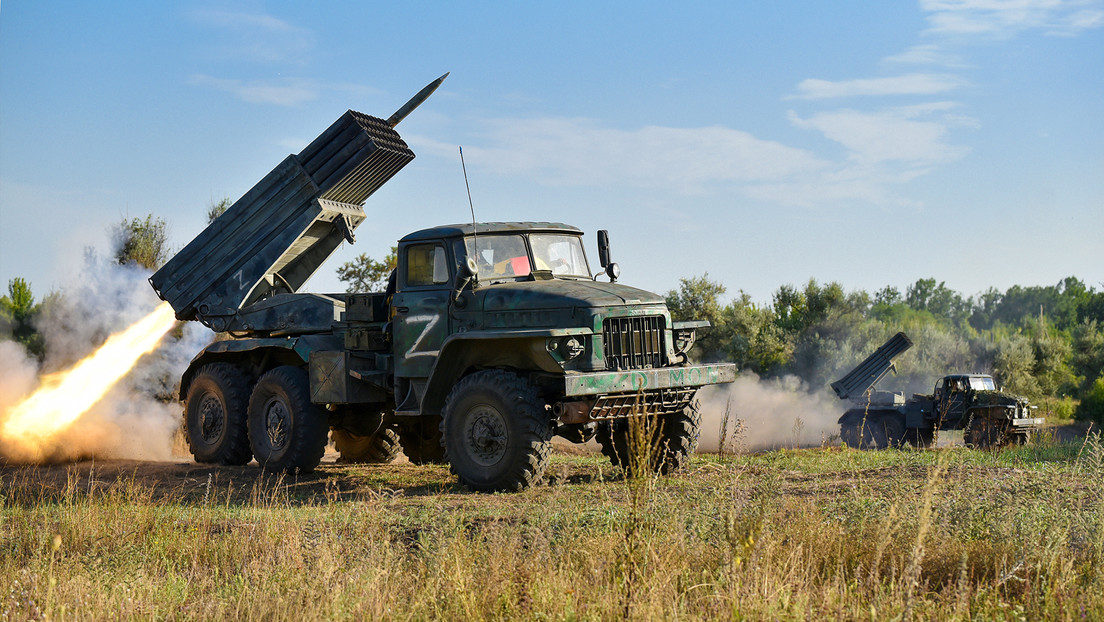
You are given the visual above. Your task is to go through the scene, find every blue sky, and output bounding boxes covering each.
[2,1,1102,305]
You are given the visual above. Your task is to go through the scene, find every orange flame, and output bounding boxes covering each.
[0,302,178,461]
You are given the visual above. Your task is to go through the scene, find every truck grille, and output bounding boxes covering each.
[603,316,665,370]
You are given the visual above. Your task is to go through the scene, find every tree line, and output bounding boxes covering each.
[666,275,1104,423]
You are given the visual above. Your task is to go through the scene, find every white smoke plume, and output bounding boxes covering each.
[0,258,212,463]
[696,372,844,453]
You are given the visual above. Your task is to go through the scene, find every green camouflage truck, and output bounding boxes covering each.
[832,332,1043,449]
[149,76,736,491]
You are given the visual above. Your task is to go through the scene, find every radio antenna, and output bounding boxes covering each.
[459,146,479,262]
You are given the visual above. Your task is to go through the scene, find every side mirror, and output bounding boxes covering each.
[597,229,611,267]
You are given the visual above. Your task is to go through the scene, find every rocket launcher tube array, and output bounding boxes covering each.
[830,332,914,401]
[149,75,447,330]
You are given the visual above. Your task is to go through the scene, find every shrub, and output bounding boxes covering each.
[1074,374,1104,424]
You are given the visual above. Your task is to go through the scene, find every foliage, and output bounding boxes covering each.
[665,274,729,362]
[1076,375,1104,424]
[206,197,232,224]
[0,278,46,357]
[111,214,169,270]
[336,246,397,293]
[667,273,1104,405]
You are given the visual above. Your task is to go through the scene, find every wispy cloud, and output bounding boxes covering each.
[920,0,1104,37]
[789,73,967,99]
[788,103,975,166]
[882,44,967,67]
[187,75,383,108]
[418,118,828,195]
[189,9,298,32]
[412,115,968,207]
[188,75,319,106]
[186,8,314,63]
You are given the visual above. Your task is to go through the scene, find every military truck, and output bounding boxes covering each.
[831,332,1043,449]
[149,75,736,491]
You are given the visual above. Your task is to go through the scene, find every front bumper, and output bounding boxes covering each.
[1010,417,1046,428]
[563,363,736,397]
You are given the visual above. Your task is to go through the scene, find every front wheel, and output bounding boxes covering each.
[441,370,553,492]
[964,416,1010,450]
[247,366,329,473]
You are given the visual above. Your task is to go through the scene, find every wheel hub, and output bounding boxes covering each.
[465,405,507,466]
[263,397,290,450]
[198,394,225,442]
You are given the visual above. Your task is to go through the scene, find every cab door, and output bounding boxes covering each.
[935,377,967,423]
[392,241,453,381]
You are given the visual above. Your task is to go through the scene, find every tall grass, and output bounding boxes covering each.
[2,438,1103,620]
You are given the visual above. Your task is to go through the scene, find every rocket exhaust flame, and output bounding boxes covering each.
[0,302,178,462]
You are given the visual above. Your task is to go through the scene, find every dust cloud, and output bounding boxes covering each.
[695,372,843,453]
[0,261,210,464]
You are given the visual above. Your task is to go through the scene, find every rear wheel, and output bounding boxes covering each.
[183,363,253,465]
[396,417,447,465]
[332,427,401,464]
[441,370,553,492]
[247,366,329,473]
[839,410,905,450]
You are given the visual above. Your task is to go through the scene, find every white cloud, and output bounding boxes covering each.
[187,8,314,63]
[789,73,967,99]
[920,0,1104,37]
[410,114,975,208]
[882,44,967,67]
[188,75,319,106]
[788,103,974,166]
[417,118,828,195]
[189,9,299,32]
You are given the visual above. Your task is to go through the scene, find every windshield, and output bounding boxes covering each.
[458,233,590,281]
[461,235,531,280]
[530,234,589,277]
[968,377,997,390]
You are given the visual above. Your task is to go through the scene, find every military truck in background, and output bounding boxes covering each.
[149,75,736,491]
[831,332,1043,449]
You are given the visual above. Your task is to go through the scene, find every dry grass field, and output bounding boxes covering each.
[2,434,1103,621]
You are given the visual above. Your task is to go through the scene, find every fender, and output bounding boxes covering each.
[178,334,341,399]
[419,328,589,415]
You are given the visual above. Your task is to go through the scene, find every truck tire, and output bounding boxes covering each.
[247,366,329,473]
[597,400,702,475]
[657,399,703,473]
[396,417,447,465]
[839,410,904,450]
[332,427,401,464]
[964,417,1009,450]
[183,363,253,465]
[440,370,553,492]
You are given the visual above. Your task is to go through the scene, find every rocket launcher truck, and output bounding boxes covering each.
[150,75,736,491]
[831,332,1043,449]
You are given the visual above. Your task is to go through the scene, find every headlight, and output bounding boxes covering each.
[548,336,586,362]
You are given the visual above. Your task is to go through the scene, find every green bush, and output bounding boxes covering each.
[1074,374,1104,424]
